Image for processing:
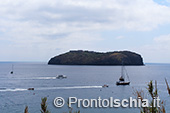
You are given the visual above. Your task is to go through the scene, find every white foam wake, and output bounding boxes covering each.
[33,77,57,80]
[37,86,102,90]
[0,88,27,92]
[0,77,58,80]
[0,86,102,92]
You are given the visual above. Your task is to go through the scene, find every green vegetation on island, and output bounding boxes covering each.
[48,50,144,65]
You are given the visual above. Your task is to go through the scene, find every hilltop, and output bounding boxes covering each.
[48,50,144,65]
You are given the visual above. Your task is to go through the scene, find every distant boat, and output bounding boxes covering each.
[116,65,130,85]
[102,84,109,88]
[10,65,14,74]
[56,75,67,79]
[28,88,34,90]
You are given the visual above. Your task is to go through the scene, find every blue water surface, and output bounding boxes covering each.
[0,62,169,113]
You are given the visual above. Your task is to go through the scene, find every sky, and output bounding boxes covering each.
[1,0,170,63]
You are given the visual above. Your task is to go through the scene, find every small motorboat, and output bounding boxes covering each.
[28,88,34,90]
[56,75,67,79]
[102,84,109,88]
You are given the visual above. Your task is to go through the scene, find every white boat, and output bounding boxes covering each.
[116,65,130,85]
[56,75,67,79]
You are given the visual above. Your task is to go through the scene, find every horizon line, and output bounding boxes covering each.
[0,61,170,64]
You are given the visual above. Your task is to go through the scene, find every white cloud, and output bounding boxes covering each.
[154,34,170,42]
[166,0,170,3]
[115,36,124,39]
[0,0,170,34]
[1,0,170,61]
[132,34,170,63]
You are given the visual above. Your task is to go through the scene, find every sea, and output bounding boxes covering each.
[0,62,170,113]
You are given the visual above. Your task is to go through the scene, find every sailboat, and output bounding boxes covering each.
[116,65,130,85]
[10,64,14,74]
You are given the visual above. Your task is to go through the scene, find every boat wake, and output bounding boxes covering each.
[0,86,102,92]
[32,77,57,80]
[0,88,27,92]
[0,77,57,80]
[37,86,102,90]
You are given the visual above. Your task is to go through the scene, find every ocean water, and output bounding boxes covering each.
[0,62,170,113]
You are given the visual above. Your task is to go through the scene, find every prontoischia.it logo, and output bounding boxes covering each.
[54,96,160,108]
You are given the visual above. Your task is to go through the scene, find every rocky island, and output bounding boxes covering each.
[48,50,144,65]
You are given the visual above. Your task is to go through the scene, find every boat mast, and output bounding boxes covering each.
[10,64,14,74]
[12,64,13,71]
[121,65,123,78]
[122,65,125,79]
[119,65,125,81]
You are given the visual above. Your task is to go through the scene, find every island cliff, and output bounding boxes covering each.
[48,50,144,65]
